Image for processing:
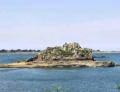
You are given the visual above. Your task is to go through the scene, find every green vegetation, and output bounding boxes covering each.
[115,85,120,90]
[61,50,73,56]
[45,86,69,92]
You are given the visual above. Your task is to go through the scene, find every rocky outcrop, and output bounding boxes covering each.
[0,42,116,68]
[35,42,93,62]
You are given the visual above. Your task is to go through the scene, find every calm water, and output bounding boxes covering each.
[0,53,120,92]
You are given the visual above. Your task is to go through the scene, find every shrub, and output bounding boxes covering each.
[44,86,69,92]
[115,85,120,90]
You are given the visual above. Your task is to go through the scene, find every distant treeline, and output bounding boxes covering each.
[92,50,101,52]
[0,49,41,53]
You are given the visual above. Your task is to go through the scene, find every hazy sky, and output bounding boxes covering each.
[0,0,120,51]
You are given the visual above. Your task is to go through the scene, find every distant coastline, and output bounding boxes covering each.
[0,52,39,54]
[93,51,120,53]
[0,49,40,54]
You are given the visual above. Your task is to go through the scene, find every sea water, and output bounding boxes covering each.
[0,53,120,92]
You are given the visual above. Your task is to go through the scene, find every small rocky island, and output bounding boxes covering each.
[0,42,116,68]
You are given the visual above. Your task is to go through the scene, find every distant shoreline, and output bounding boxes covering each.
[0,52,39,54]
[93,51,120,53]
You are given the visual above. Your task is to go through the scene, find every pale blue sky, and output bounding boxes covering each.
[0,0,120,50]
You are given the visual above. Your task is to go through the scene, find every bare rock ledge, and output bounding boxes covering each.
[0,60,115,68]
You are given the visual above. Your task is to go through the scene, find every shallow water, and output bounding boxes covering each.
[0,53,120,92]
[0,54,36,64]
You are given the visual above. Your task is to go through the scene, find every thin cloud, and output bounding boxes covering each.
[0,19,120,50]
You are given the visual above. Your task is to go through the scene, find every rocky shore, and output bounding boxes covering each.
[0,60,115,68]
[0,42,116,68]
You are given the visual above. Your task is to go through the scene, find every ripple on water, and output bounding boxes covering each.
[0,53,120,92]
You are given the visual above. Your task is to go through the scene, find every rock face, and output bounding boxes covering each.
[36,42,93,62]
